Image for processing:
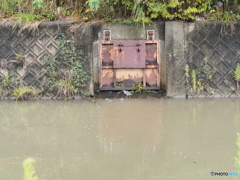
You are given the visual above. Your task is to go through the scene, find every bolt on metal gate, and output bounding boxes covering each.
[99,31,160,90]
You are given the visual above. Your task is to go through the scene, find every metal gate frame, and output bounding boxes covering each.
[99,40,160,90]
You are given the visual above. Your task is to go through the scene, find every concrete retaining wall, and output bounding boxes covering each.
[0,21,239,97]
[166,22,240,97]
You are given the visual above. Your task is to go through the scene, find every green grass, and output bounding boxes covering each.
[0,0,239,23]
[12,86,38,100]
[12,13,44,23]
[234,63,240,82]
[55,77,76,99]
[23,157,39,180]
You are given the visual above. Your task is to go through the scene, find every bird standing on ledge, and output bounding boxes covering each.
[123,90,132,98]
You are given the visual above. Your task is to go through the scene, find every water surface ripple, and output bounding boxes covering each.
[0,98,239,180]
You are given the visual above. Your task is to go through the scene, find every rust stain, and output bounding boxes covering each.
[99,40,160,90]
[116,69,143,83]
[146,69,157,86]
[114,41,145,68]
[146,43,157,65]
[102,44,114,66]
[101,69,113,87]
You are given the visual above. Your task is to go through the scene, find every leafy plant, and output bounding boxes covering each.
[122,19,133,24]
[191,69,197,92]
[15,53,23,59]
[209,88,215,95]
[0,0,239,23]
[41,9,55,20]
[186,58,215,95]
[185,64,190,93]
[0,71,20,98]
[0,0,238,23]
[12,86,38,100]
[45,55,58,89]
[44,34,92,98]
[200,57,214,81]
[55,71,77,99]
[116,82,122,88]
[12,53,25,66]
[12,13,43,23]
[2,72,19,89]
[135,82,143,92]
[3,71,10,87]
[132,0,151,26]
[86,0,101,11]
[32,0,44,9]
[22,157,39,180]
[208,11,238,24]
[58,34,92,94]
[190,69,204,93]
[234,63,240,89]
[185,64,190,78]
[193,57,215,92]
[146,0,212,22]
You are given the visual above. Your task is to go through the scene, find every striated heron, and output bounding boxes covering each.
[123,90,132,98]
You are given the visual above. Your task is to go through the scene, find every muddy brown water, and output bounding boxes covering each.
[0,98,240,180]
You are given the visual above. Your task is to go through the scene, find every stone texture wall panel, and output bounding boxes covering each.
[0,22,74,92]
[186,22,240,96]
[0,21,239,97]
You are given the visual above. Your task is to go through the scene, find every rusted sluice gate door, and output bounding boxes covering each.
[99,30,160,91]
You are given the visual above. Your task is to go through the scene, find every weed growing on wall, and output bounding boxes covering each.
[58,34,91,91]
[22,157,39,180]
[45,55,58,89]
[12,85,37,100]
[45,34,91,99]
[185,64,190,92]
[134,82,143,92]
[55,71,77,99]
[0,71,21,98]
[197,57,215,87]
[191,69,197,92]
[190,69,203,93]
[201,57,213,80]
[184,57,215,96]
[234,63,240,89]
[0,69,39,100]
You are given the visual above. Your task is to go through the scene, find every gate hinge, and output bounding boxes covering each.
[147,30,155,40]
[104,30,111,41]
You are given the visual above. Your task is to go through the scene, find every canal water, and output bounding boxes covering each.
[0,98,240,180]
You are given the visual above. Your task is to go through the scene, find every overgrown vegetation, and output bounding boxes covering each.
[45,34,92,99]
[0,54,38,100]
[0,34,91,100]
[184,57,215,95]
[135,82,143,92]
[0,0,239,23]
[54,71,76,99]
[22,157,39,180]
[12,86,37,100]
[234,63,240,89]
[0,71,20,97]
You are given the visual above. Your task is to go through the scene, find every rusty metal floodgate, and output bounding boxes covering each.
[99,40,160,90]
